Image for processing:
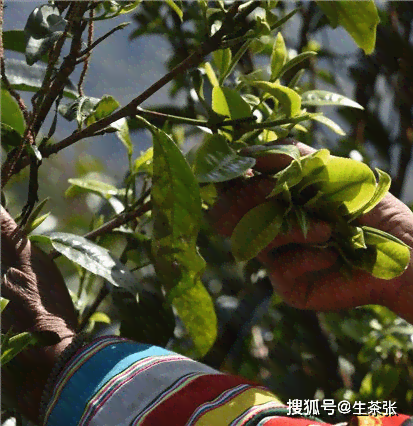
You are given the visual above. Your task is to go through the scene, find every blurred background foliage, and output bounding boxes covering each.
[2,1,413,424]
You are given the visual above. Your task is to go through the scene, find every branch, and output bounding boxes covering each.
[77,22,130,60]
[49,198,151,261]
[9,2,244,177]
[31,3,88,135]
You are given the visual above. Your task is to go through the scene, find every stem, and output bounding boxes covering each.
[77,22,130,59]
[136,107,209,127]
[77,6,95,96]
[77,284,109,332]
[242,114,314,131]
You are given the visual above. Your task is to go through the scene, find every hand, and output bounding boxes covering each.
[1,206,77,423]
[209,139,413,323]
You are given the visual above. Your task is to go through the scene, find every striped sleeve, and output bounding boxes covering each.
[43,336,285,426]
[43,336,412,426]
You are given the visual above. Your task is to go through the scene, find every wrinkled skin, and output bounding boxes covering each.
[209,139,413,323]
[1,206,77,423]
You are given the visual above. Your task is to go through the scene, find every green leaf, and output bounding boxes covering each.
[117,1,142,15]
[316,156,377,214]
[350,227,367,250]
[372,364,401,399]
[26,213,50,234]
[270,33,287,81]
[133,147,153,174]
[213,48,232,85]
[301,149,331,176]
[192,134,256,183]
[316,0,379,55]
[199,184,218,206]
[278,51,317,80]
[301,90,364,109]
[310,114,346,135]
[1,88,26,136]
[90,1,142,21]
[360,227,410,279]
[0,298,9,313]
[110,118,133,158]
[250,81,301,117]
[66,178,119,199]
[204,62,219,87]
[59,96,101,128]
[89,312,111,325]
[164,0,183,21]
[223,40,253,84]
[173,281,217,358]
[1,332,39,366]
[4,58,78,99]
[4,30,49,62]
[267,159,303,198]
[48,232,141,294]
[294,207,309,239]
[1,123,23,148]
[350,168,391,220]
[85,95,120,126]
[21,197,50,234]
[138,116,217,355]
[288,69,306,89]
[231,200,286,262]
[212,86,251,121]
[24,5,67,65]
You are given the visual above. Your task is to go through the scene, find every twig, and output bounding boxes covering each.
[49,199,151,261]
[78,6,95,96]
[77,284,109,332]
[85,200,151,241]
[77,22,130,60]
[19,156,41,227]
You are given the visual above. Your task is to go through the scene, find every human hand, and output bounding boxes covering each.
[209,139,413,322]
[1,206,77,422]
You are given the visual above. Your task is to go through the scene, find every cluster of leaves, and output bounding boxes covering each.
[230,147,410,279]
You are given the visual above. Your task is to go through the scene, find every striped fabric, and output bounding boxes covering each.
[43,336,412,426]
[43,336,284,426]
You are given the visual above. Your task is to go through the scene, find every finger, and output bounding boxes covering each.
[264,247,339,281]
[240,139,316,174]
[257,219,333,263]
[208,177,274,236]
[273,268,385,312]
[1,268,36,333]
[1,206,30,271]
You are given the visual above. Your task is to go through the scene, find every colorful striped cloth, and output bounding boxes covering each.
[42,336,412,426]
